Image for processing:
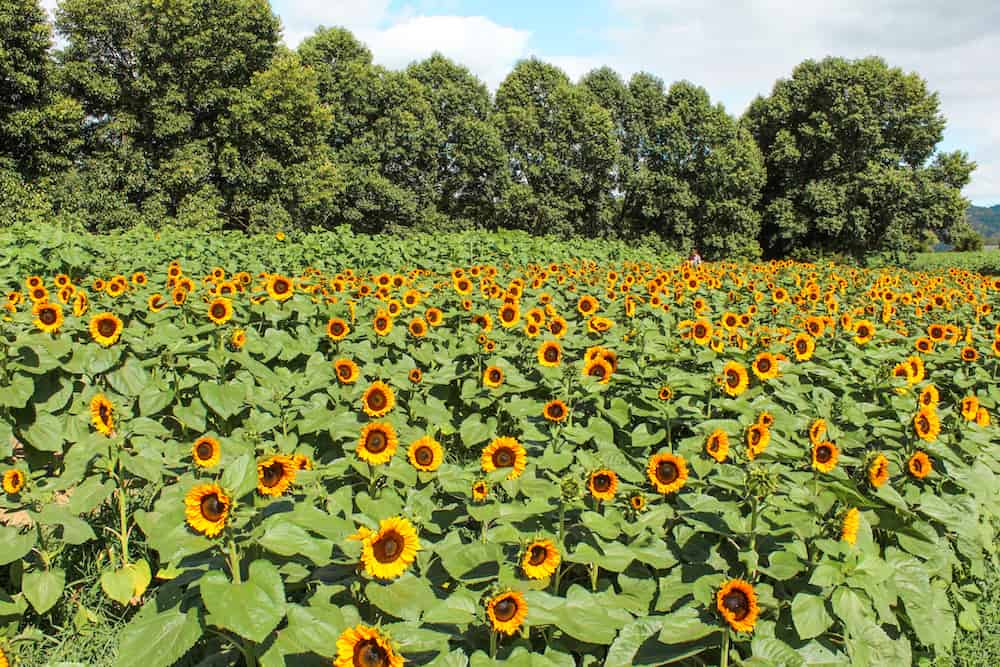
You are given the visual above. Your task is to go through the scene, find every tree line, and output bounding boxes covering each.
[0,0,978,259]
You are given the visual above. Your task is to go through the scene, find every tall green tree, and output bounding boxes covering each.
[407,53,509,227]
[493,59,616,237]
[744,56,974,258]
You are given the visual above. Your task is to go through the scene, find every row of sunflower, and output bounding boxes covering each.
[0,230,998,666]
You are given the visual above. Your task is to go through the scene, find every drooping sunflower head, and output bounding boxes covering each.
[333,624,404,667]
[808,418,827,446]
[811,441,839,473]
[745,424,771,461]
[192,436,221,468]
[588,469,618,501]
[230,329,247,349]
[975,407,991,427]
[90,393,115,436]
[913,406,940,442]
[867,454,890,488]
[483,365,504,389]
[359,516,421,580]
[334,358,360,384]
[705,429,729,463]
[720,361,749,397]
[357,422,399,466]
[407,436,443,472]
[522,539,560,579]
[89,312,123,347]
[361,381,396,418]
[481,437,527,480]
[537,341,562,367]
[647,452,688,494]
[486,591,528,636]
[961,395,980,421]
[2,469,26,495]
[184,483,231,538]
[326,317,350,341]
[841,507,860,545]
[542,399,568,423]
[716,579,759,633]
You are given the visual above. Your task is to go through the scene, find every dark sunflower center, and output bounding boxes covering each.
[544,347,559,362]
[913,458,923,471]
[273,280,289,294]
[592,473,611,492]
[631,496,643,508]
[694,325,707,338]
[353,639,388,667]
[757,358,772,372]
[656,460,678,484]
[331,320,345,334]
[588,364,607,379]
[338,364,352,380]
[723,590,750,620]
[261,462,284,487]
[412,322,424,333]
[489,370,501,383]
[200,494,225,521]
[365,431,388,453]
[375,317,388,329]
[917,416,929,432]
[502,309,515,322]
[494,597,518,622]
[373,531,402,563]
[415,446,434,466]
[39,307,57,325]
[796,340,807,353]
[211,304,226,319]
[749,430,762,446]
[529,545,548,565]
[33,289,45,299]
[726,370,740,387]
[816,445,832,463]
[99,404,110,424]
[196,441,214,460]
[547,403,564,418]
[492,447,514,468]
[708,438,719,453]
[97,318,117,337]
[551,322,563,334]
[368,390,387,410]
[858,326,870,337]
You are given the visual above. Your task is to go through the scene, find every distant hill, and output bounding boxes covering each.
[968,205,1000,241]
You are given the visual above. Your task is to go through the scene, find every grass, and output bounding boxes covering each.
[952,561,1000,667]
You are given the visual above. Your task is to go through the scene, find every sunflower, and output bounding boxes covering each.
[481,437,527,479]
[975,407,990,427]
[257,455,297,496]
[907,451,931,479]
[326,317,350,341]
[720,361,749,397]
[361,381,395,418]
[582,357,613,384]
[408,368,422,384]
[334,358,360,384]
[522,539,560,579]
[647,452,688,494]
[407,436,443,472]
[231,329,246,349]
[148,293,168,312]
[480,365,506,389]
[2,469,26,495]
[811,441,839,473]
[705,429,729,463]
[472,480,489,502]
[358,516,421,580]
[915,337,934,354]
[292,453,313,470]
[792,333,815,361]
[267,274,294,302]
[333,625,404,667]
[206,297,233,325]
[960,395,980,421]
[913,406,940,442]
[542,399,569,423]
[408,317,427,338]
[746,424,770,460]
[587,316,614,334]
[658,385,674,401]
[184,484,231,537]
[29,285,48,302]
[172,287,187,306]
[853,319,875,345]
[808,418,827,446]
[588,469,618,501]
[486,591,528,636]
[961,346,979,363]
[498,303,520,328]
[537,341,562,367]
[32,301,64,333]
[716,579,759,633]
[192,436,221,468]
[919,384,939,409]
[90,394,114,436]
[357,422,399,465]
[868,454,889,488]
[372,310,393,336]
[691,319,712,345]
[89,312,123,346]
[841,507,860,545]
[577,295,599,317]
[751,352,779,381]
[549,315,567,338]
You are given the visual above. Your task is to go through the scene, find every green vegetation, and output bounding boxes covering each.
[0,0,978,261]
[967,205,1000,245]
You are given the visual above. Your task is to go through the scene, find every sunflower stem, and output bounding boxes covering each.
[489,629,497,659]
[589,561,599,591]
[553,502,567,592]
[117,484,130,566]
[228,538,242,584]
[720,627,731,667]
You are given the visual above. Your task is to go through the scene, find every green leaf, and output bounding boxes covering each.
[101,567,136,605]
[114,603,203,667]
[200,382,246,419]
[201,559,286,642]
[0,525,37,565]
[791,593,834,640]
[365,574,435,621]
[23,568,65,614]
[221,453,257,499]
[258,521,332,564]
[0,374,33,407]
[23,412,64,452]
[658,605,718,643]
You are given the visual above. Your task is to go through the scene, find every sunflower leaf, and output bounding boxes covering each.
[200,559,286,643]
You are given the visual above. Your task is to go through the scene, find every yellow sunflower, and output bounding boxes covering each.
[486,591,528,636]
[716,579,759,633]
[751,352,779,381]
[32,301,64,333]
[206,297,233,325]
[582,357,613,384]
[148,293,168,312]
[89,312,123,346]
[184,484,231,537]
[2,469,26,495]
[853,319,875,345]
[231,329,247,349]
[720,361,749,397]
[407,436,443,472]
[357,422,399,465]
[408,317,428,338]
[588,469,618,501]
[629,493,647,512]
[361,381,396,418]
[811,441,839,473]
[481,437,527,479]
[192,436,221,468]
[334,358,360,384]
[919,384,939,409]
[705,429,729,463]
[257,455,297,496]
[746,424,770,461]
[913,406,940,442]
[961,395,980,421]
[326,317,350,342]
[358,516,420,580]
[808,418,827,446]
[483,365,505,389]
[907,451,931,479]
[334,625,404,667]
[542,399,569,423]
[646,452,688,494]
[90,393,115,436]
[266,274,294,302]
[537,341,562,367]
[868,454,889,488]
[841,507,860,545]
[522,539,560,579]
[976,407,991,427]
[792,332,815,361]
[472,480,490,502]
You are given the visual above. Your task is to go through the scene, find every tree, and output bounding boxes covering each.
[744,56,974,259]
[407,54,509,227]
[494,59,616,237]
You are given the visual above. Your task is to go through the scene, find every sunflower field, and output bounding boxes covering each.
[0,223,999,667]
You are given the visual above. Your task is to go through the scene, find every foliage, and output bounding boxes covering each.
[0,226,998,666]
[910,251,1000,276]
[966,205,1000,245]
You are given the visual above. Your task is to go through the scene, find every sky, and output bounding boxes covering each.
[42,0,1000,206]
